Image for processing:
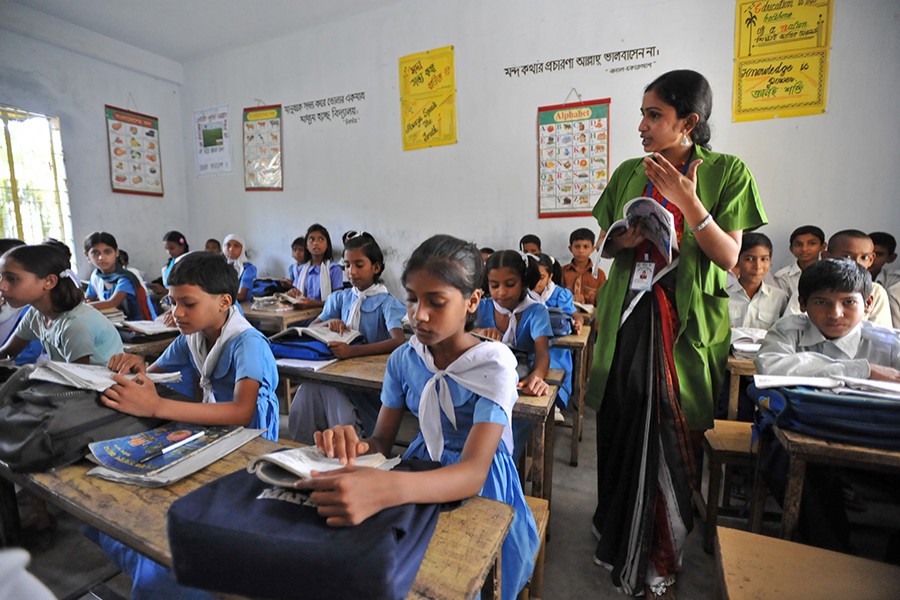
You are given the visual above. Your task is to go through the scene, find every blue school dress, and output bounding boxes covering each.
[154,329,280,441]
[0,306,42,365]
[292,261,343,300]
[382,344,540,600]
[288,286,406,441]
[475,298,553,358]
[235,262,258,300]
[541,285,575,408]
[87,268,156,320]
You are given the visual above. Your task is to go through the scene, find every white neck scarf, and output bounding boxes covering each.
[409,336,518,461]
[529,281,556,305]
[296,260,333,300]
[345,283,387,331]
[89,271,111,302]
[493,296,539,346]
[187,305,253,403]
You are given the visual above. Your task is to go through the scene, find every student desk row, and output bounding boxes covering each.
[725,355,757,421]
[0,438,513,600]
[749,425,900,540]
[278,356,560,503]
[241,303,321,334]
[551,322,592,467]
[122,335,178,360]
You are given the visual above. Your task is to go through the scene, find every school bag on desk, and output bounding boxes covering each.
[167,461,443,600]
[0,365,173,472]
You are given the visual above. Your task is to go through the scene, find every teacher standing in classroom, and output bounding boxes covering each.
[586,70,766,598]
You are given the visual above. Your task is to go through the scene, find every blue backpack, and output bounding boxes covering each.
[268,332,366,360]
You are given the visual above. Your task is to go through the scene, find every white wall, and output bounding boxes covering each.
[4,0,899,292]
[0,4,188,279]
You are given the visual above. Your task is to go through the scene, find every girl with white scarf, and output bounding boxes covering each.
[473,250,553,397]
[286,223,343,309]
[293,235,540,600]
[222,234,258,302]
[288,233,406,443]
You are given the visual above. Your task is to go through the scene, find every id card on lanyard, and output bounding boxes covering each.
[631,255,655,292]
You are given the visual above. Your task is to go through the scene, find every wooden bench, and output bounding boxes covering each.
[694,420,756,553]
[519,496,549,600]
[715,525,900,599]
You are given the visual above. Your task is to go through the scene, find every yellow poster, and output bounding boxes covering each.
[399,46,457,151]
[735,0,832,59]
[733,0,832,122]
[733,50,828,121]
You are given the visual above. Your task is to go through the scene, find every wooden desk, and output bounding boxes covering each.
[553,325,591,467]
[122,335,178,360]
[0,438,512,600]
[279,355,559,501]
[725,356,756,420]
[241,303,321,333]
[750,426,900,540]
[716,526,900,600]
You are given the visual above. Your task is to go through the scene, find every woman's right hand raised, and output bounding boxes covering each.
[315,425,370,465]
[107,353,147,375]
[602,225,645,258]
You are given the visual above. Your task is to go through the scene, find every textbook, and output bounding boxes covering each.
[98,307,126,324]
[731,327,767,359]
[118,320,180,335]
[598,196,679,265]
[275,357,338,372]
[269,322,362,345]
[28,360,181,392]
[753,374,900,400]
[86,422,264,487]
[247,445,400,488]
[251,293,302,312]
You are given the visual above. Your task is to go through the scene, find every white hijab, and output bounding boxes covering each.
[295,259,334,300]
[492,296,540,347]
[409,336,518,461]
[222,234,249,278]
[187,305,253,403]
[345,283,388,331]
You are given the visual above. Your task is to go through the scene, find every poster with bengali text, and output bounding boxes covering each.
[243,105,282,191]
[399,46,457,151]
[106,105,163,196]
[537,99,610,218]
[194,105,231,176]
[735,0,831,59]
[733,49,828,121]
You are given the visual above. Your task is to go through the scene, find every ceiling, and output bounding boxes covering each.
[9,0,400,63]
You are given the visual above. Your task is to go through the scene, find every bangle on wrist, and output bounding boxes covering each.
[690,213,713,233]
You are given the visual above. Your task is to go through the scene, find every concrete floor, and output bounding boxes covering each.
[14,407,900,599]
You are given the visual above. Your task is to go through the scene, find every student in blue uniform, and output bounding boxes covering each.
[296,234,540,600]
[92,251,280,600]
[530,253,580,416]
[287,223,343,308]
[0,243,122,365]
[84,231,156,321]
[222,233,257,302]
[288,232,406,442]
[474,249,552,397]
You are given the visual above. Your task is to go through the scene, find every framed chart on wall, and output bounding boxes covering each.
[105,105,163,196]
[243,105,283,191]
[537,98,610,218]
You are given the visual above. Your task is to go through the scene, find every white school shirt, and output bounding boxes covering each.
[888,281,900,330]
[876,267,900,290]
[726,280,789,329]
[867,283,893,329]
[755,314,900,378]
[773,262,802,315]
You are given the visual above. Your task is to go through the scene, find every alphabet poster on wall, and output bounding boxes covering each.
[733,0,832,121]
[105,105,163,196]
[243,105,283,191]
[537,98,610,218]
[399,45,457,151]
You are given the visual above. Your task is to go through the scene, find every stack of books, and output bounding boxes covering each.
[98,307,126,324]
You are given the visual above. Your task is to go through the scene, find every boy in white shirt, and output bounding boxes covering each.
[773,225,826,315]
[870,231,899,289]
[756,258,900,551]
[727,232,788,329]
[821,230,893,328]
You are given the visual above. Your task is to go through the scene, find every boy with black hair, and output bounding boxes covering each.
[519,234,541,254]
[756,258,900,551]
[561,227,605,307]
[773,225,826,315]
[822,229,892,328]
[92,251,280,599]
[727,232,788,329]
[869,231,899,288]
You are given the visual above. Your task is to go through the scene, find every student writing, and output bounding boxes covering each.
[288,232,406,442]
[0,244,123,365]
[295,235,540,600]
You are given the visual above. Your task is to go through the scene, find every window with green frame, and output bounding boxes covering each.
[0,105,74,254]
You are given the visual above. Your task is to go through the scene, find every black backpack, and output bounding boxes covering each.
[0,365,166,472]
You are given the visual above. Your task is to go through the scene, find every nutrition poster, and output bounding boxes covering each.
[537,98,610,218]
[105,105,163,196]
[243,105,283,191]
